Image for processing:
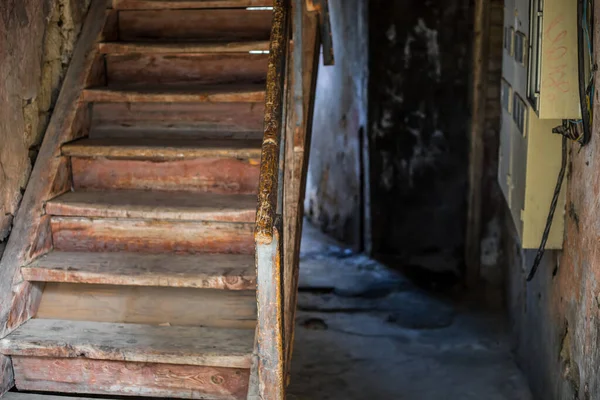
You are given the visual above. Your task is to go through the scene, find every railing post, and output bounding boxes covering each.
[282,0,321,382]
[255,225,284,400]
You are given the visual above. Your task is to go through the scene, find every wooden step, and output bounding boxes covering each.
[90,127,264,141]
[37,283,256,329]
[118,9,272,42]
[91,102,265,134]
[46,191,257,222]
[2,394,115,400]
[99,41,271,54]
[105,52,268,87]
[113,0,273,10]
[2,320,253,399]
[51,217,254,254]
[62,138,263,160]
[0,319,254,367]
[22,251,256,290]
[83,84,266,103]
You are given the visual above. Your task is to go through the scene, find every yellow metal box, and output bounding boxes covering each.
[528,0,581,119]
[498,0,575,249]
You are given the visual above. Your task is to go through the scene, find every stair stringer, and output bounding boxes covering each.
[0,1,111,395]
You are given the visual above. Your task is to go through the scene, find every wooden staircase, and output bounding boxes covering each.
[0,0,324,399]
[0,0,268,398]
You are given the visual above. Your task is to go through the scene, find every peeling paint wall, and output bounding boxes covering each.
[504,5,600,399]
[0,0,91,255]
[368,0,472,271]
[304,0,368,249]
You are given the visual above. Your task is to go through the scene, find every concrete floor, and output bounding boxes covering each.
[288,223,533,400]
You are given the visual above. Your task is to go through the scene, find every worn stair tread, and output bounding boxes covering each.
[46,190,257,222]
[2,394,116,400]
[0,319,254,368]
[113,0,273,9]
[22,251,256,289]
[99,40,270,54]
[90,126,264,141]
[62,138,263,159]
[2,394,117,400]
[83,84,266,103]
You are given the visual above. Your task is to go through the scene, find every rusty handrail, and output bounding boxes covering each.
[255,0,289,246]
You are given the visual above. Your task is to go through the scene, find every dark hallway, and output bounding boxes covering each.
[288,223,532,399]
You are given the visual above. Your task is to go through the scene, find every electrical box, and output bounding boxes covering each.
[527,0,581,119]
[499,0,578,249]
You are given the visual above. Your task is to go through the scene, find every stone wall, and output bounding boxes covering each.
[0,0,90,256]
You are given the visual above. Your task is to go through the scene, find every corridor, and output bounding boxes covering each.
[288,223,532,400]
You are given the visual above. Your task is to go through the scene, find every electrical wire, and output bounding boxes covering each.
[527,0,593,281]
[526,135,568,281]
[584,0,593,74]
[577,0,593,145]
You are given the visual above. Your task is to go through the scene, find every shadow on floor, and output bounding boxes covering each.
[288,222,532,400]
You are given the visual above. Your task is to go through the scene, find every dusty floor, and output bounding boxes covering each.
[288,222,533,400]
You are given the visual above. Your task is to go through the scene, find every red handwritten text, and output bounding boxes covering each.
[543,16,570,100]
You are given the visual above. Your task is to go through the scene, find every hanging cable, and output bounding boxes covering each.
[527,134,567,281]
[578,0,593,145]
[527,0,593,281]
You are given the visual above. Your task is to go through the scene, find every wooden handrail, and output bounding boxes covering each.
[255,0,289,246]
[254,1,290,399]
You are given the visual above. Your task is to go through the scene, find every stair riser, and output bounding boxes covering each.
[113,0,273,9]
[119,10,273,41]
[91,102,265,134]
[51,218,255,254]
[91,129,264,141]
[83,88,265,103]
[38,283,257,329]
[106,54,269,87]
[71,157,260,194]
[12,357,249,400]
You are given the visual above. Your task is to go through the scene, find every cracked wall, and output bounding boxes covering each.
[0,0,90,256]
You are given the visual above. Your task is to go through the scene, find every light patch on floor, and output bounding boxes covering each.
[288,222,533,400]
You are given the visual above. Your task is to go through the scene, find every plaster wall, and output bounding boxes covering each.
[0,0,90,256]
[304,0,369,250]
